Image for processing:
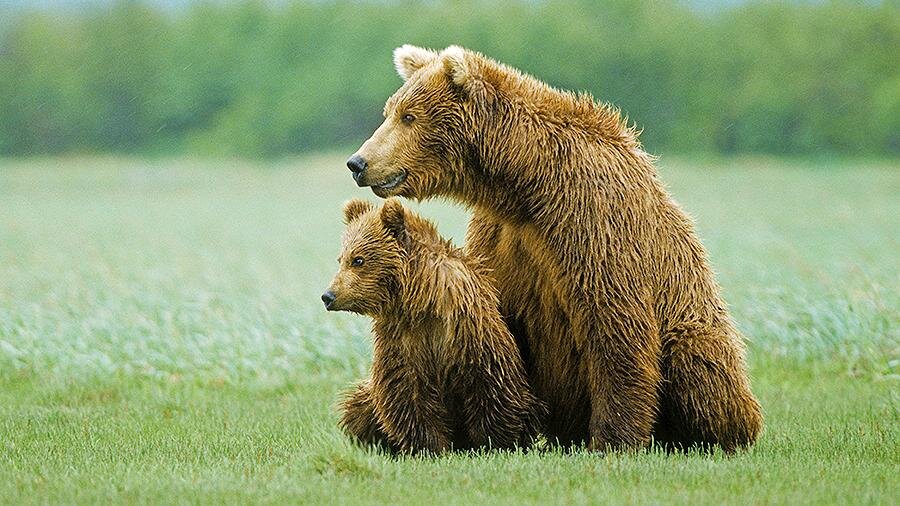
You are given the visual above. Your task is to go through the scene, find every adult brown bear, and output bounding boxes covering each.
[346,45,762,452]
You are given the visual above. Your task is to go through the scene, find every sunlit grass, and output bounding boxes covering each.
[0,155,897,504]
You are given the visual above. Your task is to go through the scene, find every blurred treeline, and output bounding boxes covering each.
[0,0,897,157]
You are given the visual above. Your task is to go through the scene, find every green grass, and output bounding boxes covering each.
[0,155,897,504]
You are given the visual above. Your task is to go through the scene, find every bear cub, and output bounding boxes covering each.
[322,198,544,454]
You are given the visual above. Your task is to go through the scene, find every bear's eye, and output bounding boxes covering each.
[351,257,364,267]
[401,113,415,125]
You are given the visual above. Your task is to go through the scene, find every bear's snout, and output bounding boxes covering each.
[347,154,368,186]
[321,290,336,310]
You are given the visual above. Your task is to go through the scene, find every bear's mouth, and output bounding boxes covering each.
[371,171,407,195]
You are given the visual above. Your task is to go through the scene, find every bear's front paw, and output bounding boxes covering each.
[588,426,652,453]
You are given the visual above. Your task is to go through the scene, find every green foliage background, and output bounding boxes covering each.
[0,0,897,157]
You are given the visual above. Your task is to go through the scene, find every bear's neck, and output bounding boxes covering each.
[452,86,660,225]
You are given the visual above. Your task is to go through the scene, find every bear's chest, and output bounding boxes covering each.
[490,224,573,325]
[482,222,592,432]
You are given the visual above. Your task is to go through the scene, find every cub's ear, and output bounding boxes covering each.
[380,198,407,240]
[393,45,438,81]
[343,199,374,224]
[441,45,493,102]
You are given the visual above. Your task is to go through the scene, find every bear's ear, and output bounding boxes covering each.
[441,45,494,103]
[380,198,407,241]
[393,45,438,81]
[441,46,471,88]
[343,199,374,224]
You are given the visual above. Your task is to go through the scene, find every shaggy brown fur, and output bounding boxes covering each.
[323,198,544,454]
[347,45,763,453]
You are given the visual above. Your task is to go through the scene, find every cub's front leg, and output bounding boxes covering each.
[339,380,396,453]
[453,316,546,450]
[370,347,453,455]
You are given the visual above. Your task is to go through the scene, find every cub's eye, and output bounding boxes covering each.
[401,113,415,124]
[351,257,364,267]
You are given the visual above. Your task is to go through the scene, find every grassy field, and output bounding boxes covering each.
[0,155,897,504]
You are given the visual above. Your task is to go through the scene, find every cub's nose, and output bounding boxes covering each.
[321,291,336,309]
[346,154,367,175]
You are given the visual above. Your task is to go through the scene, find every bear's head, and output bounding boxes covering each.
[322,198,409,316]
[346,45,499,200]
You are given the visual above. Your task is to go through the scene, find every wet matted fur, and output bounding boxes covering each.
[348,45,763,453]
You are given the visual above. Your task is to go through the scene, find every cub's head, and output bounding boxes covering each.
[321,198,409,316]
[347,45,497,199]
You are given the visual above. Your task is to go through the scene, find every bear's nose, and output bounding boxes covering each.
[346,155,367,175]
[321,290,336,309]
